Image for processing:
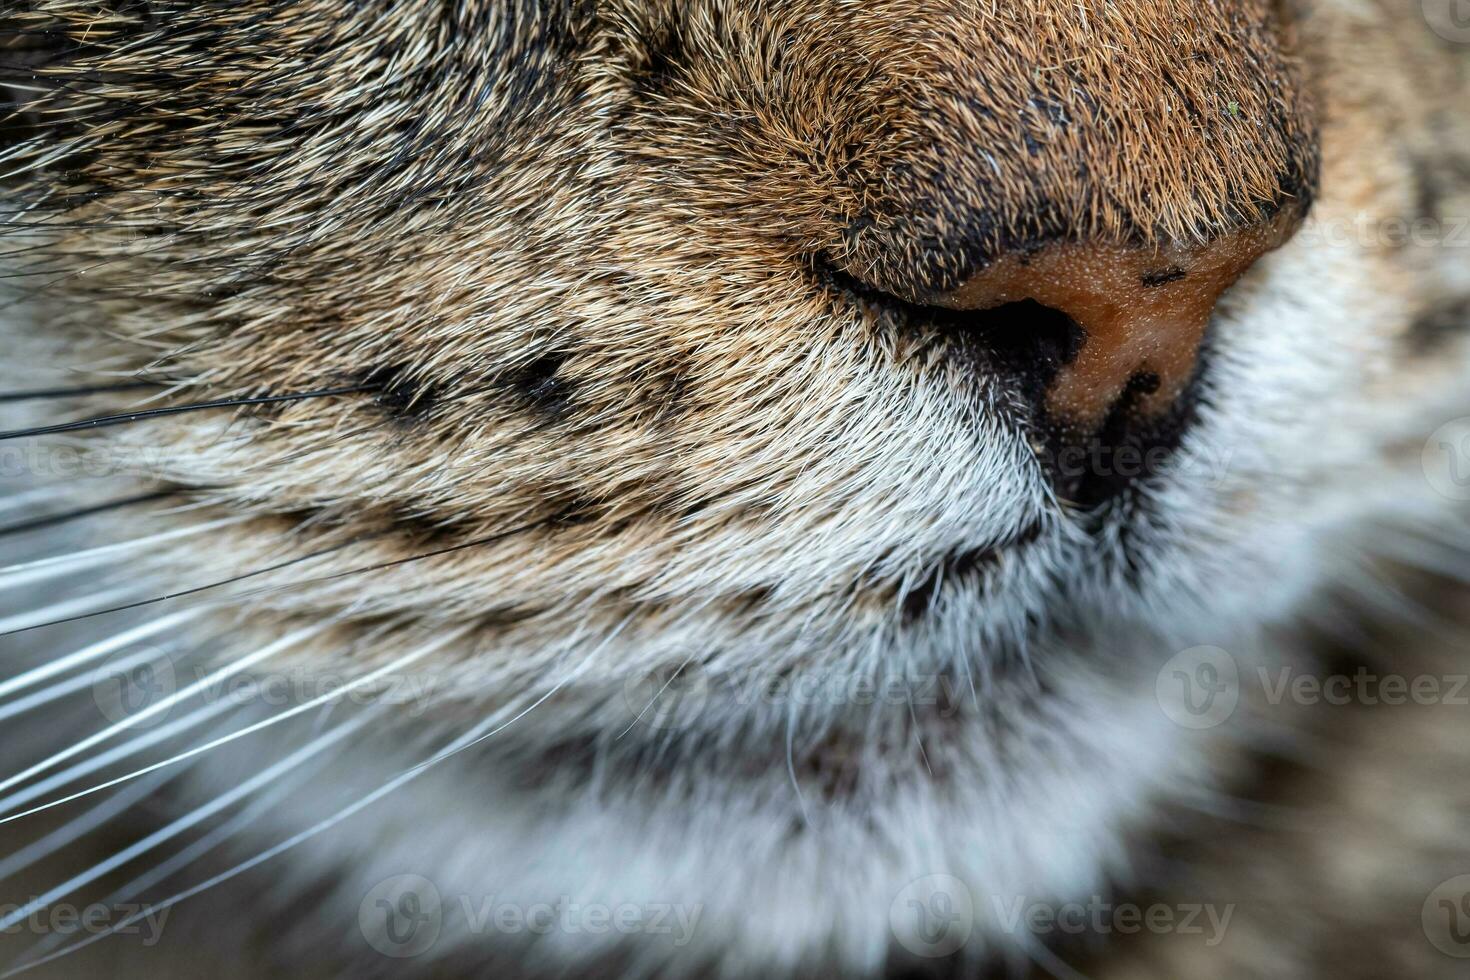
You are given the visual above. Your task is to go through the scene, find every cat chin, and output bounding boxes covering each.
[169,623,1248,977]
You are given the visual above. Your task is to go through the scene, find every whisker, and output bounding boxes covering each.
[24,745,338,965]
[0,624,621,975]
[617,648,697,739]
[0,539,358,638]
[0,586,139,634]
[404,616,625,772]
[0,515,250,588]
[0,637,181,727]
[0,381,164,404]
[2,515,532,641]
[0,490,178,540]
[0,697,239,820]
[0,712,373,937]
[0,384,374,442]
[0,761,184,885]
[0,629,461,826]
[786,708,813,830]
[0,612,196,701]
[0,486,63,520]
[0,624,322,799]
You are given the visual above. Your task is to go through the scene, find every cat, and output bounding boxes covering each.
[1,1,1468,976]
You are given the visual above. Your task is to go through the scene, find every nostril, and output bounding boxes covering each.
[815,259,1087,408]
[819,252,1218,510]
[955,299,1087,407]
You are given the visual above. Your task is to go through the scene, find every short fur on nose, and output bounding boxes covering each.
[928,217,1299,429]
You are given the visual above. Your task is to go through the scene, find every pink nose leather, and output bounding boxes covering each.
[933,216,1299,427]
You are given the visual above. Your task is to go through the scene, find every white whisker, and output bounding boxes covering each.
[0,625,321,799]
[106,750,327,903]
[0,623,621,976]
[0,486,67,520]
[0,762,182,884]
[0,712,373,937]
[0,629,459,826]
[0,610,199,700]
[0,697,239,819]
[14,748,336,967]
[0,643,181,727]
[0,516,248,589]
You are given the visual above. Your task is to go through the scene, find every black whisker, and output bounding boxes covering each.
[1,519,548,638]
[301,521,550,589]
[0,539,360,638]
[0,490,177,539]
[0,385,374,442]
[0,381,164,404]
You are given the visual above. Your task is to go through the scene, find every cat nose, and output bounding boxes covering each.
[926,220,1297,431]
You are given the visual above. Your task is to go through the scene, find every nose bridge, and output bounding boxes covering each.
[821,0,1317,304]
[935,217,1296,428]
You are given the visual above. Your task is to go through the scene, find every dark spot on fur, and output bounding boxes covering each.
[1408,140,1470,225]
[386,509,481,545]
[361,363,440,420]
[646,358,694,424]
[629,20,690,99]
[1128,371,1162,396]
[1406,297,1470,355]
[1141,266,1187,288]
[543,488,602,527]
[1029,93,1070,129]
[508,351,575,422]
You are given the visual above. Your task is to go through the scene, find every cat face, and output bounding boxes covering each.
[1,0,1466,733]
[5,3,1470,977]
